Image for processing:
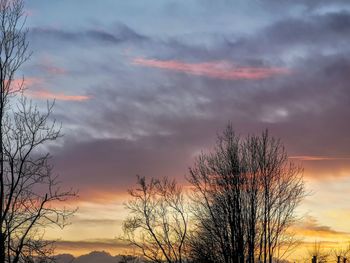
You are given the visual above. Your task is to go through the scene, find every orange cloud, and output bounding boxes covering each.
[289,156,350,161]
[292,216,350,240]
[27,89,90,101]
[132,58,290,80]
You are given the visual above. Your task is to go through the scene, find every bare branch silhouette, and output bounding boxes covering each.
[0,1,76,262]
[122,175,188,263]
[187,125,305,263]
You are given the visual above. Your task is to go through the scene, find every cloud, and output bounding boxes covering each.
[289,156,350,161]
[292,216,350,239]
[29,23,148,47]
[131,58,290,80]
[48,50,350,197]
[262,0,350,12]
[27,89,91,101]
[201,11,350,65]
[41,64,67,75]
[10,73,88,103]
[50,133,196,195]
[8,77,43,91]
[36,19,350,220]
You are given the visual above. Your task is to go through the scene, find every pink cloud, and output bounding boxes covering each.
[11,77,43,87]
[9,77,89,102]
[132,58,290,80]
[27,89,91,102]
[5,77,43,92]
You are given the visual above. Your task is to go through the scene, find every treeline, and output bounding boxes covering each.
[122,125,305,263]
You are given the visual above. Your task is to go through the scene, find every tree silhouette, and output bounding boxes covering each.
[0,1,75,262]
[188,125,305,263]
[122,176,188,263]
[308,242,330,263]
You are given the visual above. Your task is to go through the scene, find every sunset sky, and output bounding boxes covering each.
[20,0,350,260]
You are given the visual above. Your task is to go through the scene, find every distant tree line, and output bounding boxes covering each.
[122,125,305,263]
[307,241,350,263]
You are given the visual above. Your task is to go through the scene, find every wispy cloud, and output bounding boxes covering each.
[289,156,350,161]
[30,24,147,46]
[9,77,43,90]
[10,77,89,101]
[132,58,290,80]
[27,89,91,101]
[292,216,350,239]
[41,64,67,75]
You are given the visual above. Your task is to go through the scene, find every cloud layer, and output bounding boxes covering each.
[22,0,350,257]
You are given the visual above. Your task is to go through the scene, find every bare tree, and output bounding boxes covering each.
[331,243,350,263]
[256,130,304,263]
[188,125,305,263]
[0,0,75,262]
[307,242,330,263]
[122,176,188,263]
[188,126,246,263]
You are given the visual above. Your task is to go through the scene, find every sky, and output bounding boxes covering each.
[18,0,350,260]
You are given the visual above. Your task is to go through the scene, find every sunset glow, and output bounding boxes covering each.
[7,0,350,262]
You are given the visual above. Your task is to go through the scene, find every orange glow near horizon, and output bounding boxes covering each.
[45,175,350,259]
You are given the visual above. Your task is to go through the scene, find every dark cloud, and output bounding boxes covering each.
[29,23,147,47]
[212,12,350,63]
[51,131,201,195]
